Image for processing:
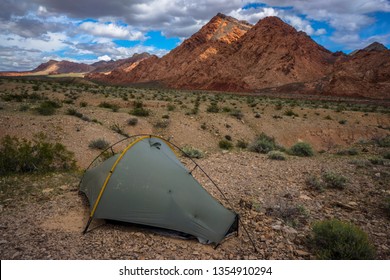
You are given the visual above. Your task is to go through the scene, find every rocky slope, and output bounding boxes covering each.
[276,42,390,99]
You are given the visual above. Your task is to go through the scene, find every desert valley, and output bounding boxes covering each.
[0,14,389,260]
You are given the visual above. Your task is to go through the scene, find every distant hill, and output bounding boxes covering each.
[0,53,151,77]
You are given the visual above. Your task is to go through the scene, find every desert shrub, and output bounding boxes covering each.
[0,133,75,175]
[339,119,347,125]
[200,123,207,130]
[311,219,376,260]
[207,102,220,113]
[268,150,286,160]
[36,100,61,116]
[167,104,176,111]
[384,152,390,160]
[322,171,347,189]
[284,109,298,117]
[19,104,30,111]
[127,118,138,126]
[99,102,119,112]
[110,123,128,137]
[306,175,325,192]
[230,109,243,120]
[219,140,233,150]
[67,108,83,118]
[249,133,277,154]
[80,101,88,107]
[374,135,390,147]
[336,147,359,156]
[236,140,248,149]
[182,146,204,159]
[225,135,232,141]
[154,120,170,128]
[130,107,149,116]
[89,138,110,150]
[289,142,314,157]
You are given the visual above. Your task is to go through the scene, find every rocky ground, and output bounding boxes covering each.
[0,78,389,259]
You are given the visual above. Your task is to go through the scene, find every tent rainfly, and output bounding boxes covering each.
[80,135,238,245]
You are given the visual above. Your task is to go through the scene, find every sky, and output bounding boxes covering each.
[1,0,389,71]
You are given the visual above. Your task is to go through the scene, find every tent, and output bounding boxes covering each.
[80,135,238,245]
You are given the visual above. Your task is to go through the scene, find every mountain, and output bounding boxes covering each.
[92,14,340,92]
[307,42,390,99]
[0,53,151,77]
[89,52,151,73]
[32,60,94,75]
[94,13,253,89]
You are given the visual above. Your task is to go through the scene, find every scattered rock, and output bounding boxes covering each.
[295,250,310,257]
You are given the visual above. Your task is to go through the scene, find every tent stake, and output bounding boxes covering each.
[83,217,93,234]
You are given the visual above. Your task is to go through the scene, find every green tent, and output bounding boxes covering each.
[80,136,238,245]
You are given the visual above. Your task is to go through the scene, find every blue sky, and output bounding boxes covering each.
[0,0,389,71]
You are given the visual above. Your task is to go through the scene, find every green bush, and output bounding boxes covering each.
[284,109,298,117]
[127,118,138,126]
[236,140,248,149]
[88,138,110,150]
[336,148,359,156]
[182,146,204,159]
[268,150,286,160]
[0,134,75,175]
[322,171,347,189]
[130,102,150,116]
[219,140,233,150]
[207,102,220,113]
[167,104,176,111]
[249,133,277,154]
[36,100,61,116]
[98,102,119,112]
[375,135,390,147]
[230,109,243,120]
[306,175,325,192]
[311,219,376,259]
[289,142,314,157]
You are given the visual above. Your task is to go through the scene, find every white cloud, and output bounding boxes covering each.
[98,55,111,61]
[79,21,147,41]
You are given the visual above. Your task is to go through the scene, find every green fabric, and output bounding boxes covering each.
[80,137,237,244]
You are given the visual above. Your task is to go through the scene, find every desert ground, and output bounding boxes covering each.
[0,77,389,259]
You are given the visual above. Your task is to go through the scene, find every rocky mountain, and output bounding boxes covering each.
[91,15,338,91]
[308,43,390,99]
[88,14,390,99]
[32,60,94,75]
[89,52,151,73]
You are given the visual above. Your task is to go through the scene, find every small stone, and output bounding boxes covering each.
[59,185,69,191]
[11,252,21,259]
[299,194,312,200]
[42,188,53,194]
[283,226,298,235]
[375,173,381,178]
[295,250,310,257]
[272,224,282,230]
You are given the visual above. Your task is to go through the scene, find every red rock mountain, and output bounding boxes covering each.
[89,52,151,73]
[32,60,94,74]
[92,14,339,92]
[306,42,390,99]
